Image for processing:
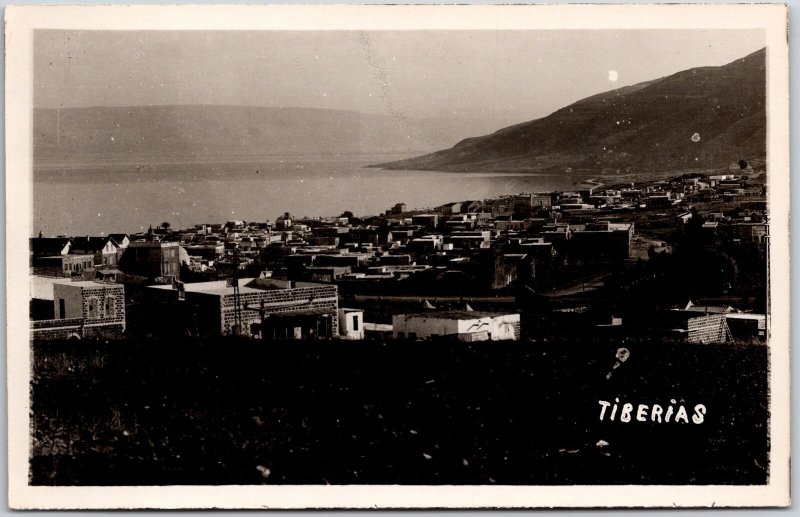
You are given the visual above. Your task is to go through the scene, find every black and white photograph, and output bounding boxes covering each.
[6,4,790,509]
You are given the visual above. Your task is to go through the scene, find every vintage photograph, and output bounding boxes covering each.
[6,4,790,509]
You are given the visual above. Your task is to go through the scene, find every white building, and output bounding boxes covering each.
[338,308,364,340]
[392,311,520,342]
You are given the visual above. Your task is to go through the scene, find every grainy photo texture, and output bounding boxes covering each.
[7,4,790,509]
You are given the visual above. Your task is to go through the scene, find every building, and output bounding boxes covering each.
[377,254,412,266]
[732,222,768,247]
[148,277,339,338]
[31,279,126,340]
[487,199,513,219]
[445,231,491,250]
[70,236,120,268]
[303,266,351,283]
[391,203,407,215]
[408,235,444,253]
[392,311,520,342]
[411,214,439,229]
[513,194,551,217]
[570,221,634,261]
[338,308,364,339]
[30,237,71,258]
[725,313,766,342]
[314,252,371,268]
[680,301,766,342]
[108,234,131,249]
[32,253,96,278]
[184,244,225,261]
[119,241,182,280]
[631,310,730,344]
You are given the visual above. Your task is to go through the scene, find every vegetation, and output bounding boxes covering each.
[31,337,768,486]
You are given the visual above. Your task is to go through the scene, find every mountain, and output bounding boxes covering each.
[375,48,766,175]
[33,105,519,165]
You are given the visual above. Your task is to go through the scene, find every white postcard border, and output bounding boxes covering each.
[5,4,790,509]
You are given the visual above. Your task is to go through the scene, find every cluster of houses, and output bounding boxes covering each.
[28,170,767,344]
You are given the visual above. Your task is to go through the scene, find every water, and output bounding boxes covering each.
[33,155,587,236]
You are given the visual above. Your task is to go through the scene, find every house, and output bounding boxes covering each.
[487,199,513,219]
[646,193,673,208]
[147,277,339,338]
[346,226,388,246]
[31,278,126,340]
[444,218,475,232]
[32,254,96,277]
[411,214,439,229]
[30,237,71,258]
[108,234,131,249]
[513,194,551,217]
[441,202,463,214]
[118,241,182,280]
[276,212,293,230]
[70,236,120,268]
[570,222,634,261]
[184,244,225,261]
[445,231,491,250]
[408,235,444,253]
[392,310,520,341]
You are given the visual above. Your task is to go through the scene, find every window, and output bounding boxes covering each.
[105,296,115,318]
[352,314,359,331]
[58,299,65,319]
[87,296,99,319]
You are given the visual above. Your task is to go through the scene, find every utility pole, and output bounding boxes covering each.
[231,246,242,335]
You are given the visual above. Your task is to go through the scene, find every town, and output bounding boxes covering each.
[30,166,768,346]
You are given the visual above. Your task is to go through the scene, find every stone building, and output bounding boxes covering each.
[31,280,126,340]
[148,277,339,338]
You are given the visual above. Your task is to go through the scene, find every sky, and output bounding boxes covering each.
[34,29,765,125]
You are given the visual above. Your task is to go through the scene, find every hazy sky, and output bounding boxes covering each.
[35,29,764,124]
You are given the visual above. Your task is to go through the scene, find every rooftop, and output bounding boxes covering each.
[398,310,518,320]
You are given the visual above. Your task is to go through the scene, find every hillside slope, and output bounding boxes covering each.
[376,48,766,174]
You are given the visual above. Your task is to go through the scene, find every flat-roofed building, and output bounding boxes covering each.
[31,278,126,340]
[392,310,520,342]
[148,277,339,339]
[119,241,182,280]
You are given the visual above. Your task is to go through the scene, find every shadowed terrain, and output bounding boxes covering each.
[376,49,765,175]
[31,338,768,486]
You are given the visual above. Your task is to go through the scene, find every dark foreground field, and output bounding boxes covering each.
[31,337,768,485]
